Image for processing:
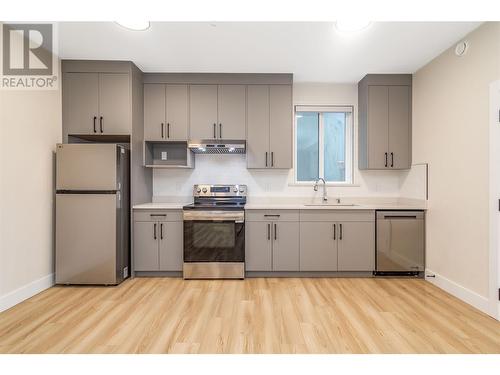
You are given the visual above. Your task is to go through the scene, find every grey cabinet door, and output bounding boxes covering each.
[337,222,375,271]
[159,221,183,271]
[299,222,337,271]
[166,84,189,140]
[246,85,270,168]
[217,85,246,139]
[98,73,131,134]
[144,84,166,141]
[272,222,300,271]
[269,85,293,169]
[63,72,99,135]
[388,85,411,169]
[367,85,389,169]
[133,221,159,271]
[189,84,218,139]
[245,221,272,271]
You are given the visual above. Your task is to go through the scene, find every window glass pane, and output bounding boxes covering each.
[296,112,319,181]
[324,112,346,182]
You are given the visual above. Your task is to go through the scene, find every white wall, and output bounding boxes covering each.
[413,22,500,314]
[154,82,414,200]
[0,82,62,311]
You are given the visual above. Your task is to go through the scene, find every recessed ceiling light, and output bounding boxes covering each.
[115,21,150,31]
[334,20,371,33]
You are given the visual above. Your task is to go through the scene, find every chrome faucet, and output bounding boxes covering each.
[313,178,328,202]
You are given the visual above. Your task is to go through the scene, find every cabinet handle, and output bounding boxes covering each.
[264,214,280,217]
[160,223,164,240]
[153,223,157,240]
[271,152,274,167]
[384,152,388,168]
[213,123,216,138]
[274,223,277,240]
[150,214,166,217]
[99,116,103,133]
[265,152,268,167]
[333,224,336,240]
[167,123,170,138]
[219,123,222,138]
[391,152,394,168]
[267,223,271,240]
[93,116,97,133]
[161,123,164,138]
[339,224,343,240]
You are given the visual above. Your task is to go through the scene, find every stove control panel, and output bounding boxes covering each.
[193,184,247,197]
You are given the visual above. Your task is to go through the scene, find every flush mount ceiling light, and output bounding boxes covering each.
[115,21,150,31]
[334,20,372,33]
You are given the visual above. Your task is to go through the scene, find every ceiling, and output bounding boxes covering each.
[58,22,481,82]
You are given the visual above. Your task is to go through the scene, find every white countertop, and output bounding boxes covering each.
[244,203,426,210]
[133,198,426,211]
[133,202,188,210]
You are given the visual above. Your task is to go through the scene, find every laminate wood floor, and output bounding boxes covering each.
[0,277,499,354]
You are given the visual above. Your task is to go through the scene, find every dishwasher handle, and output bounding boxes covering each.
[376,211,424,220]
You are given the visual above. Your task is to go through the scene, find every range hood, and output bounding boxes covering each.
[188,140,246,154]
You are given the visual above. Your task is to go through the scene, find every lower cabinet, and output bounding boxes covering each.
[133,210,183,272]
[299,211,375,272]
[159,221,183,271]
[299,222,337,271]
[337,221,374,271]
[246,220,299,271]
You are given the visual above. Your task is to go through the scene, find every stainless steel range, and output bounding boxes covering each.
[183,184,246,279]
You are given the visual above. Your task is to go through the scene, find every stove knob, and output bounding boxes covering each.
[233,187,239,193]
[202,187,207,193]
[196,188,201,193]
[239,188,245,193]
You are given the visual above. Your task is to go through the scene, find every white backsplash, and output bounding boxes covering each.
[153,154,424,201]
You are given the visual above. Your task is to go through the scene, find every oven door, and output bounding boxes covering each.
[183,210,245,263]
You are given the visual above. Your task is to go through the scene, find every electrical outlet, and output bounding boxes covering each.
[161,151,167,161]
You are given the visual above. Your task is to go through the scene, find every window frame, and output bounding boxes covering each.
[293,105,354,186]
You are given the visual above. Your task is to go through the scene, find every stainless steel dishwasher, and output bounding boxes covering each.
[375,211,425,276]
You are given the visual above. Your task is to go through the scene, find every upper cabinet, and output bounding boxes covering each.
[189,84,246,140]
[247,84,293,169]
[144,84,188,141]
[358,74,412,170]
[62,62,132,137]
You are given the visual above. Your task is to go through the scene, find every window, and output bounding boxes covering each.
[295,106,353,184]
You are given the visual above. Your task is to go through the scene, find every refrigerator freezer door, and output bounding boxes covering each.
[56,193,119,284]
[56,144,119,191]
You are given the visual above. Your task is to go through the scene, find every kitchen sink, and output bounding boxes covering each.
[304,203,359,207]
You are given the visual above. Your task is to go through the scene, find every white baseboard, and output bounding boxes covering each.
[425,269,495,318]
[0,273,54,313]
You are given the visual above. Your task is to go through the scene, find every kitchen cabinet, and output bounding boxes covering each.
[133,210,183,272]
[217,85,246,139]
[299,210,375,272]
[63,73,99,135]
[144,84,189,141]
[63,72,130,136]
[358,74,412,170]
[134,221,160,271]
[337,221,374,271]
[189,84,246,140]
[247,85,292,169]
[245,221,272,271]
[245,210,300,271]
[189,85,219,139]
[159,221,183,271]
[299,222,337,271]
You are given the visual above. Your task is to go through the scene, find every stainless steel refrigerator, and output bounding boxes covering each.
[55,143,130,285]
